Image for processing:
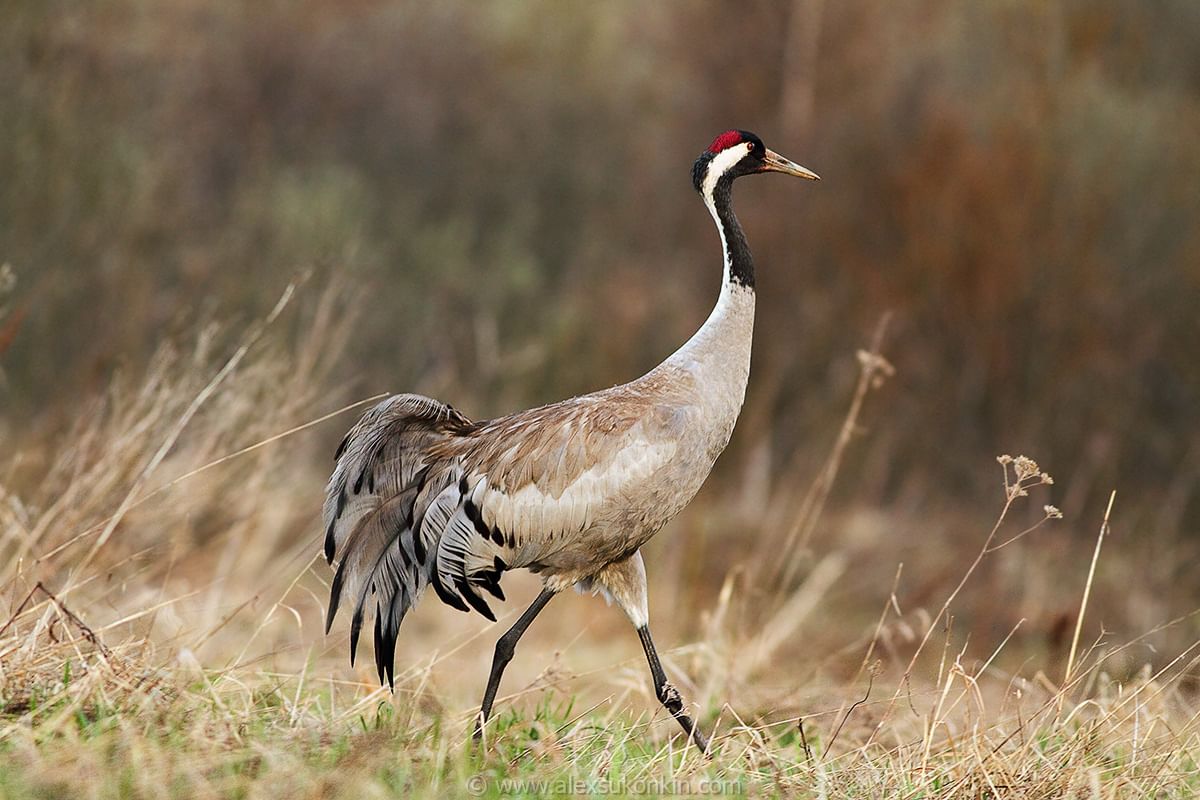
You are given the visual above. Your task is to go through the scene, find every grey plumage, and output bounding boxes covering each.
[321,130,819,750]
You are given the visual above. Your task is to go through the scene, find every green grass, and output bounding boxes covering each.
[4,669,1199,799]
[0,678,743,799]
[4,553,1199,800]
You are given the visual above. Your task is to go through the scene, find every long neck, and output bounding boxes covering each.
[709,176,755,289]
[662,174,756,379]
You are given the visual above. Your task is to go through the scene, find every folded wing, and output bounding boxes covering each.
[324,391,675,686]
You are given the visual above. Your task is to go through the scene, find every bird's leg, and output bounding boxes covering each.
[474,587,557,741]
[590,552,711,754]
[636,624,710,754]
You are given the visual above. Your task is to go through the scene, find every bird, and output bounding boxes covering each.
[322,129,819,753]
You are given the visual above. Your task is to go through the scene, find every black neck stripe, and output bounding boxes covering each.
[710,176,754,289]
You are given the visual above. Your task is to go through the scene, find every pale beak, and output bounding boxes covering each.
[761,148,821,180]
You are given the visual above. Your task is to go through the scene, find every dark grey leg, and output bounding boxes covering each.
[474,588,557,740]
[637,625,710,753]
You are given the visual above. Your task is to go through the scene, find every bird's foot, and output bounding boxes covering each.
[658,682,685,714]
[656,681,710,756]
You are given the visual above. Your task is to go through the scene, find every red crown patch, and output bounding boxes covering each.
[706,130,745,154]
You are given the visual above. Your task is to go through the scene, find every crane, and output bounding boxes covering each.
[322,130,819,753]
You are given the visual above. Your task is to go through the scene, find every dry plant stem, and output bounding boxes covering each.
[823,669,874,758]
[64,283,296,588]
[864,460,1052,751]
[1063,490,1116,693]
[774,312,892,592]
[29,392,388,569]
[0,582,40,640]
[854,562,904,684]
[1,582,113,665]
[228,552,323,672]
[971,607,1200,769]
[141,393,390,505]
[798,717,813,764]
[918,620,1025,770]
[984,516,1057,553]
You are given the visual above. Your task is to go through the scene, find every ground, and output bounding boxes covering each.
[2,298,1198,799]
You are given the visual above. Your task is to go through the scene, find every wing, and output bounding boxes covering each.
[324,389,678,688]
[425,396,676,615]
[322,393,471,686]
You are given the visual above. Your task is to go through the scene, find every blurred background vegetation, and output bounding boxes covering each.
[4,8,1200,790]
[2,1,1198,614]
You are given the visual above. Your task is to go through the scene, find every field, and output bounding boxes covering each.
[3,2,1200,797]
[2,283,1198,798]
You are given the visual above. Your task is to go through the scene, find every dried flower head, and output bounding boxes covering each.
[1043,504,1063,519]
[1013,456,1040,480]
[999,453,1056,501]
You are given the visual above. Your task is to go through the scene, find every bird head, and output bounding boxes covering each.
[691,129,819,195]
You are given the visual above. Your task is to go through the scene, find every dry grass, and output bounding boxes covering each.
[3,289,1200,799]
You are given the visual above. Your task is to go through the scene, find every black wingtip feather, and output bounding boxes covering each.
[334,432,350,461]
[456,578,496,622]
[480,577,505,602]
[324,519,337,565]
[380,601,399,690]
[326,563,346,634]
[349,606,364,666]
[431,572,470,613]
[373,606,388,687]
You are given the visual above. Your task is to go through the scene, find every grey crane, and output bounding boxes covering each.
[322,130,819,753]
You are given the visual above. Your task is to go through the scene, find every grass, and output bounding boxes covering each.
[3,287,1200,798]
